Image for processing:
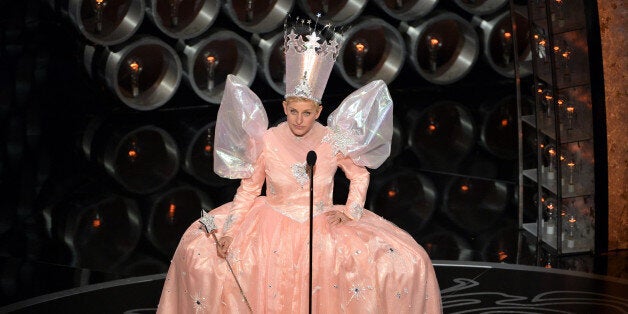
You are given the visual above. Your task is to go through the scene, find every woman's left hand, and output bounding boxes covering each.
[324,211,350,226]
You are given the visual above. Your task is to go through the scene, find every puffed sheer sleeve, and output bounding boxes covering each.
[326,80,393,169]
[213,74,268,179]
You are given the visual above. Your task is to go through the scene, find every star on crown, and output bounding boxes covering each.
[305,31,321,50]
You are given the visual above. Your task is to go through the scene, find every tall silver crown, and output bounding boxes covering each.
[284,21,340,103]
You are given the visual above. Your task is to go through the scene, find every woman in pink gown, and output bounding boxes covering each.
[157,25,442,313]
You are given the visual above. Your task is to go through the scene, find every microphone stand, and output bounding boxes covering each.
[306,151,317,314]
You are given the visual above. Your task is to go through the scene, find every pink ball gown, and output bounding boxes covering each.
[157,76,442,313]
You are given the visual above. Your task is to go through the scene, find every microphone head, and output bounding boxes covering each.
[307,150,317,166]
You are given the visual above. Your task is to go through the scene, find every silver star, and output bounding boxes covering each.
[199,210,216,233]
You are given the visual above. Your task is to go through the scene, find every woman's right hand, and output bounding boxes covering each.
[216,236,233,258]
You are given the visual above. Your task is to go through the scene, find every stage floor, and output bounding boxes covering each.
[1,261,627,313]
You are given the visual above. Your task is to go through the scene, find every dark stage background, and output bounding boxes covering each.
[1,0,613,308]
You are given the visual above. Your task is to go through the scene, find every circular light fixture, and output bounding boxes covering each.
[178,29,257,104]
[400,11,480,85]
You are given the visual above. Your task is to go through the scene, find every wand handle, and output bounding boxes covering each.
[211,232,253,313]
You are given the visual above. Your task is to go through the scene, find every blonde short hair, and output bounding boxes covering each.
[285,96,321,106]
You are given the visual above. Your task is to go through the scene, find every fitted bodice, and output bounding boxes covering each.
[262,122,337,222]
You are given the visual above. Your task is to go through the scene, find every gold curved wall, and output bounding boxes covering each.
[598,0,628,250]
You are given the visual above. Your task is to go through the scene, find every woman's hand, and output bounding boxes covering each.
[216,236,233,258]
[324,211,350,226]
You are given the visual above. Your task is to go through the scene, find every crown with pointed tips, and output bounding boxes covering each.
[283,17,341,103]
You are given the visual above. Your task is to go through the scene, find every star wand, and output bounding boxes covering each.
[199,209,253,313]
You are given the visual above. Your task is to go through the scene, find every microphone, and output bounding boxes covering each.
[307,150,317,167]
[306,150,316,314]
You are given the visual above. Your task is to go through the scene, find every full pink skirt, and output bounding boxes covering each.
[157,197,442,313]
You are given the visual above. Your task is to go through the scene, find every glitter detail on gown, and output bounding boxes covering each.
[157,122,442,313]
[157,77,441,313]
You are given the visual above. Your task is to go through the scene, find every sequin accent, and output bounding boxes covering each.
[322,127,358,156]
[189,292,207,313]
[383,243,414,273]
[223,214,236,232]
[348,284,373,304]
[395,288,409,300]
[349,202,364,220]
[227,248,242,274]
[291,162,309,187]
[315,201,325,213]
[291,72,314,100]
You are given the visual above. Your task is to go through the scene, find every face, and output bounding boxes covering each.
[282,98,322,137]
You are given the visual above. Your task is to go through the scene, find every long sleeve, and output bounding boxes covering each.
[221,152,266,238]
[337,154,370,220]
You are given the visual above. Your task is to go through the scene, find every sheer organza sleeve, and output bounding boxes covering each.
[326,80,393,169]
[213,74,269,179]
